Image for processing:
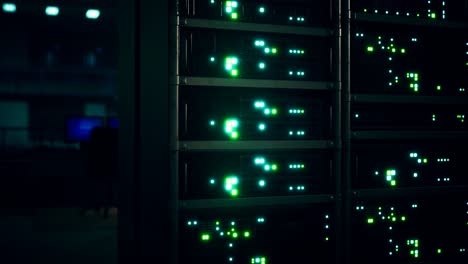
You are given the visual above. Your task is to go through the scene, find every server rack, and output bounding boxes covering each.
[175,1,342,263]
[118,0,467,263]
[345,1,468,263]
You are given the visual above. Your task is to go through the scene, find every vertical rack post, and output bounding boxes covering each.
[342,0,352,264]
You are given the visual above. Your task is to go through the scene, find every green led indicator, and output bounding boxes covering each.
[437,85,442,91]
[224,176,239,197]
[367,46,374,52]
[367,218,374,224]
[258,62,266,69]
[231,12,238,19]
[201,233,210,241]
[271,164,278,171]
[272,48,277,54]
[391,180,397,187]
[271,108,278,115]
[224,118,240,140]
[232,232,238,238]
[244,231,250,238]
[437,249,442,254]
[401,48,406,54]
[431,13,436,19]
[224,56,239,76]
[259,7,265,13]
[423,158,428,164]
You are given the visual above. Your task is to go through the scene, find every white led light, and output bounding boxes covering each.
[45,6,60,16]
[2,3,16,13]
[86,9,101,19]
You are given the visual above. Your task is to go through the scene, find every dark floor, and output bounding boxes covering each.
[0,208,117,264]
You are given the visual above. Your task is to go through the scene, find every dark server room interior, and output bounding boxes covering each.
[0,1,467,263]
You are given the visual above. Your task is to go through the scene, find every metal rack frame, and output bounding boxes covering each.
[118,0,468,263]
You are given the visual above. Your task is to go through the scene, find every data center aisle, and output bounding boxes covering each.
[0,208,117,264]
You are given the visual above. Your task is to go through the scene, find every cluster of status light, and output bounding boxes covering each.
[209,156,312,196]
[430,113,465,124]
[364,35,426,93]
[289,163,305,169]
[254,100,278,116]
[406,72,420,92]
[209,117,242,140]
[289,109,305,115]
[254,40,278,55]
[186,217,268,263]
[374,169,396,187]
[289,49,305,55]
[213,0,312,27]
[437,177,451,182]
[224,1,239,20]
[356,203,421,258]
[2,3,100,19]
[223,176,240,197]
[211,37,308,78]
[224,118,240,140]
[466,42,468,66]
[372,150,459,187]
[361,1,447,20]
[324,214,331,241]
[288,16,306,22]
[289,130,306,136]
[289,70,306,77]
[251,257,267,264]
[209,100,308,140]
[437,158,450,162]
[359,33,467,94]
[288,185,306,191]
[224,56,240,77]
[254,157,278,173]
